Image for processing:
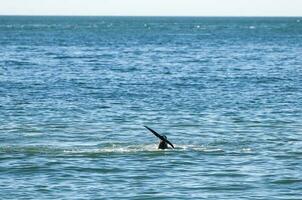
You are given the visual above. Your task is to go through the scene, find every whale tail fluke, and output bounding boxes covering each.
[144,126,174,148]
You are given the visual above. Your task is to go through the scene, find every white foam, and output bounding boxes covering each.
[22,132,43,137]
[63,144,158,154]
[63,144,225,154]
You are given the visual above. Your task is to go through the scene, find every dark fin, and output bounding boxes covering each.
[144,126,174,148]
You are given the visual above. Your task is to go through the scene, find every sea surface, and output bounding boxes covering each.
[0,16,302,199]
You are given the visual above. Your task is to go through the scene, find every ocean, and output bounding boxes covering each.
[0,16,302,199]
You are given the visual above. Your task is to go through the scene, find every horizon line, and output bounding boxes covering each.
[0,14,301,18]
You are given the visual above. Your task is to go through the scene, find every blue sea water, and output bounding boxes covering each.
[0,16,302,199]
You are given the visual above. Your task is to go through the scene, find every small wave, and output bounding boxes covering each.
[174,144,224,153]
[0,144,164,155]
[0,145,62,154]
[0,144,224,155]
[271,178,302,185]
[64,144,159,154]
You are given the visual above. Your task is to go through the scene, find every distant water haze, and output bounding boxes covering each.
[0,0,302,16]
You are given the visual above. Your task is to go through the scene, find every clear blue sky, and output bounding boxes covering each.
[0,0,301,16]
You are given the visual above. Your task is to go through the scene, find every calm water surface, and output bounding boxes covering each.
[0,16,302,199]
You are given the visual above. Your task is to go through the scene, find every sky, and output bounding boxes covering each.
[0,0,301,16]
